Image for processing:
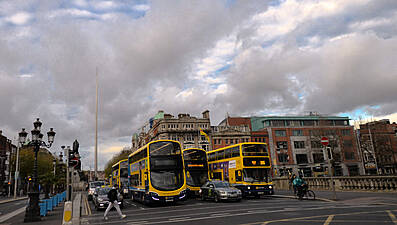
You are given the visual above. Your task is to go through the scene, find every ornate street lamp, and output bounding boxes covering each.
[18,118,56,223]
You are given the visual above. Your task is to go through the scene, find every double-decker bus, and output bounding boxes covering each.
[182,148,209,196]
[207,142,273,198]
[128,140,187,205]
[111,159,129,196]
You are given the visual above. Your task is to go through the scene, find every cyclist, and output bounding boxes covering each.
[293,175,307,199]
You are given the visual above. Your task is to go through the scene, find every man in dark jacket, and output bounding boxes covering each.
[104,184,126,220]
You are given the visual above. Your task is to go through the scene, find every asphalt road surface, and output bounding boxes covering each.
[0,198,27,216]
[82,195,397,225]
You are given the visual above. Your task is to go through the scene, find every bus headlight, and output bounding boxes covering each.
[269,185,273,189]
[247,186,251,190]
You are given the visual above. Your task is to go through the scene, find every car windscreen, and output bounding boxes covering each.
[97,188,111,195]
[214,182,230,188]
[90,181,105,188]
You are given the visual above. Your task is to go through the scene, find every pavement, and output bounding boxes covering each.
[0,196,65,225]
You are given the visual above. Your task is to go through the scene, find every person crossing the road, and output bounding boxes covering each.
[104,184,126,220]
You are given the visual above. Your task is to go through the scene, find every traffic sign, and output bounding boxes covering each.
[321,137,329,146]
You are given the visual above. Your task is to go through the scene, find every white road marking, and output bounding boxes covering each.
[0,207,26,223]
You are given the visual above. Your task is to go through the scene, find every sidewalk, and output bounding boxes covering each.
[3,202,65,225]
[274,189,397,203]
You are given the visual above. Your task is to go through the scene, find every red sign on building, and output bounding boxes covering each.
[321,137,329,146]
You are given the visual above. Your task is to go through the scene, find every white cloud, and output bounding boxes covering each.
[133,4,150,12]
[5,12,32,25]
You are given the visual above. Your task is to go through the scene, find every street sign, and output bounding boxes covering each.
[321,137,329,146]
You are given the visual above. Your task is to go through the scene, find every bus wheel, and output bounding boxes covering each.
[131,193,135,201]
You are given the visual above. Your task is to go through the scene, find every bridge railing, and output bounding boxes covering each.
[273,176,397,192]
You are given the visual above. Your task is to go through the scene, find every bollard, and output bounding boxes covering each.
[39,201,47,217]
[62,201,73,225]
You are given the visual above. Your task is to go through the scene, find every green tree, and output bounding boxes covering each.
[104,148,132,177]
[18,146,65,198]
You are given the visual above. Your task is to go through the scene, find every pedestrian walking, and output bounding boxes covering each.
[104,184,126,220]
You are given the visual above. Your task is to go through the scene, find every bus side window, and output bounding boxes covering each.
[235,170,242,182]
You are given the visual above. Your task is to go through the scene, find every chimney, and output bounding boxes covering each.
[202,110,210,119]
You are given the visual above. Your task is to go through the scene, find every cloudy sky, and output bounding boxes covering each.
[1,0,397,170]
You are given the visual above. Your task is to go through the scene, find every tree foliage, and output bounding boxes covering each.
[18,146,66,197]
[104,148,132,177]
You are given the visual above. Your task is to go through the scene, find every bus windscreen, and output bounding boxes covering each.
[243,168,271,183]
[149,141,181,156]
[242,144,268,156]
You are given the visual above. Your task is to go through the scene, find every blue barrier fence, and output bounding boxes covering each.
[39,191,67,217]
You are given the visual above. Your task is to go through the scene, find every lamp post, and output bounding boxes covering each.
[53,157,56,195]
[18,118,56,223]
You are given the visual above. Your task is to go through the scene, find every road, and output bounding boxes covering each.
[0,198,27,216]
[82,195,397,225]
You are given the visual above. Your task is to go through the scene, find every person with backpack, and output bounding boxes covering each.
[104,184,126,220]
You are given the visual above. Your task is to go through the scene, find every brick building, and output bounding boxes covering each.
[357,119,397,175]
[132,110,211,151]
[0,130,16,191]
[251,115,363,177]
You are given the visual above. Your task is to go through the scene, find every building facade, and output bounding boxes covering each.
[357,119,397,175]
[0,130,16,192]
[132,110,211,151]
[251,115,364,177]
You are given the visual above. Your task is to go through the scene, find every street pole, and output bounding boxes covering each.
[53,158,56,195]
[325,146,337,201]
[14,142,20,198]
[64,146,70,201]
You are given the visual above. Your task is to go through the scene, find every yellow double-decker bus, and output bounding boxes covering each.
[128,140,187,205]
[111,159,129,195]
[182,148,209,196]
[207,142,273,198]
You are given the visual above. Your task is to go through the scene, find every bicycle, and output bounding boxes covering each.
[296,186,315,200]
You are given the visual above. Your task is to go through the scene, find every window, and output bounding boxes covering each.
[313,153,324,163]
[288,120,302,127]
[311,141,322,148]
[292,130,303,136]
[335,120,348,126]
[303,120,315,126]
[293,141,305,149]
[231,147,240,157]
[264,121,271,127]
[343,140,353,147]
[272,120,285,127]
[278,153,289,163]
[208,152,215,161]
[230,139,234,144]
[276,141,288,149]
[310,130,321,136]
[296,154,308,164]
[344,152,355,160]
[275,130,286,137]
[216,150,225,160]
[225,139,229,144]
[341,129,351,136]
[185,135,193,141]
[325,130,336,136]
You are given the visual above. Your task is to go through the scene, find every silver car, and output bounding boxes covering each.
[199,181,242,202]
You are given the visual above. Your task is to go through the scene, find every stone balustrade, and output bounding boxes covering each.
[273,176,397,192]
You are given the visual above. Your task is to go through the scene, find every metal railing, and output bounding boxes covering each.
[273,176,397,192]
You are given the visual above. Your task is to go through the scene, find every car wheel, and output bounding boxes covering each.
[214,194,220,203]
